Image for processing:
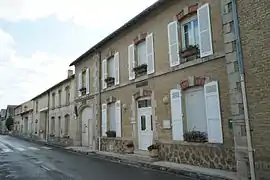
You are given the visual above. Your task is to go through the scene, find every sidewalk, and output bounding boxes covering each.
[65,147,237,180]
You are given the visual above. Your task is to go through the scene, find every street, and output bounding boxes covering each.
[0,135,193,180]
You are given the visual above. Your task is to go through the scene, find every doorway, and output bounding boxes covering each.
[81,107,94,148]
[137,99,153,151]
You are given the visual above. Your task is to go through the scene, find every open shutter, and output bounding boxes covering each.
[198,3,213,58]
[102,103,107,136]
[94,61,99,93]
[204,81,223,143]
[170,89,184,141]
[146,33,155,74]
[128,44,135,80]
[85,68,90,94]
[114,52,120,85]
[78,72,82,97]
[168,21,180,67]
[115,100,122,137]
[102,59,107,89]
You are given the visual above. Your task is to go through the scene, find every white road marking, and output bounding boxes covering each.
[28,147,39,150]
[1,148,13,153]
[15,147,25,151]
[41,146,52,150]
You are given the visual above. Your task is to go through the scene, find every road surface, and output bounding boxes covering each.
[0,135,193,180]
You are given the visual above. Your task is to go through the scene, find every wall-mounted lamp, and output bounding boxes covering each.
[162,95,169,105]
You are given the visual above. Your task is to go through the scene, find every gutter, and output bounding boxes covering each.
[231,0,256,179]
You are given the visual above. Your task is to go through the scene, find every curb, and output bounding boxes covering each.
[14,136,234,180]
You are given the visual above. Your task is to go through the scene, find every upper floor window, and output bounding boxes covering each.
[35,101,39,113]
[58,89,62,107]
[128,33,154,80]
[102,52,120,89]
[65,86,70,104]
[78,68,90,96]
[52,93,56,108]
[167,3,213,67]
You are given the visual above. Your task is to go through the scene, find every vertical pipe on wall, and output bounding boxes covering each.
[97,50,102,152]
[231,0,256,179]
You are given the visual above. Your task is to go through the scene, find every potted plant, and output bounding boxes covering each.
[133,63,148,75]
[125,140,134,154]
[183,131,208,143]
[104,77,115,87]
[147,143,159,157]
[79,87,86,95]
[106,130,116,137]
[181,45,199,58]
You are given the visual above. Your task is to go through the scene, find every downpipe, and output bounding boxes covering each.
[97,50,102,152]
[231,0,256,179]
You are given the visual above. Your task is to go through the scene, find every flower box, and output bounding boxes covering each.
[106,130,116,137]
[105,77,115,87]
[181,45,199,58]
[183,131,208,143]
[133,64,147,76]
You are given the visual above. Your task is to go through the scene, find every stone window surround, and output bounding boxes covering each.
[102,52,225,93]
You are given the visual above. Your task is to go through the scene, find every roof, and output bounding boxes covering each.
[32,74,75,100]
[69,0,166,66]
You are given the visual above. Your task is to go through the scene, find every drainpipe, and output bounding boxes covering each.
[46,91,50,143]
[231,0,256,179]
[97,50,102,152]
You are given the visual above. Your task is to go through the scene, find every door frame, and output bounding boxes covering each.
[80,106,93,148]
[137,98,153,151]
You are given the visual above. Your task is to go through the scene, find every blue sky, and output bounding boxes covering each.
[0,0,157,109]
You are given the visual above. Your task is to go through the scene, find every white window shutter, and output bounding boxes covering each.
[114,52,120,85]
[102,103,107,136]
[167,21,180,67]
[128,44,135,80]
[204,81,223,143]
[115,100,122,137]
[198,3,213,58]
[85,68,90,94]
[102,59,107,89]
[170,89,184,141]
[78,72,82,97]
[146,33,155,74]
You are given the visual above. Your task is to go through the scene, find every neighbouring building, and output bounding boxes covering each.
[236,0,270,179]
[0,109,6,134]
[14,105,22,135]
[69,0,251,178]
[18,101,34,136]
[47,70,78,146]
[1,105,17,134]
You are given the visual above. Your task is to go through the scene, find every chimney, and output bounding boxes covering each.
[68,69,73,78]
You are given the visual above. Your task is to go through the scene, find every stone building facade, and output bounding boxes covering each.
[17,100,34,136]
[236,0,270,179]
[69,0,246,174]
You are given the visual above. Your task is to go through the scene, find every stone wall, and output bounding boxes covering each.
[159,142,236,171]
[99,137,132,154]
[48,136,73,147]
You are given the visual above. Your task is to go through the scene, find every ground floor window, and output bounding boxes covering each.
[64,114,70,136]
[108,103,116,131]
[51,117,55,134]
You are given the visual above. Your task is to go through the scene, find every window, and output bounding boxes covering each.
[82,70,86,88]
[107,56,115,78]
[138,99,151,108]
[58,90,62,107]
[65,86,70,104]
[52,93,56,108]
[141,116,146,130]
[35,101,39,113]
[181,17,199,50]
[136,41,147,66]
[58,116,61,137]
[64,115,70,136]
[108,103,116,131]
[51,117,55,134]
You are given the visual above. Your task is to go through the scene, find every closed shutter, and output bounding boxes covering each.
[102,59,107,89]
[94,61,99,93]
[204,81,223,143]
[146,33,155,74]
[128,44,135,80]
[78,72,82,97]
[167,21,180,67]
[86,68,90,94]
[102,103,107,136]
[114,52,120,85]
[198,3,213,57]
[115,100,122,137]
[90,67,95,93]
[170,89,184,141]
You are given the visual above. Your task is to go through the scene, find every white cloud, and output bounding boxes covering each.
[0,28,74,109]
[0,0,158,29]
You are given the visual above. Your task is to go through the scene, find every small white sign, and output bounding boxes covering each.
[163,120,171,129]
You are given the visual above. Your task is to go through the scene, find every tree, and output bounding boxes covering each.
[5,116,14,131]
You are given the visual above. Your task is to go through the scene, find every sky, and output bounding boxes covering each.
[0,0,158,109]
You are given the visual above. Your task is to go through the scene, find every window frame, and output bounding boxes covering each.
[107,56,115,78]
[108,103,116,131]
[58,89,62,107]
[135,40,147,66]
[180,15,199,50]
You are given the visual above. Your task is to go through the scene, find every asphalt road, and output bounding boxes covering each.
[0,135,194,180]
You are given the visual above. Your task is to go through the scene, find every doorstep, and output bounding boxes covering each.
[65,147,237,180]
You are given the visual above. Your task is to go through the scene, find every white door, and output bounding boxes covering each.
[185,87,207,132]
[138,106,153,151]
[81,107,93,147]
